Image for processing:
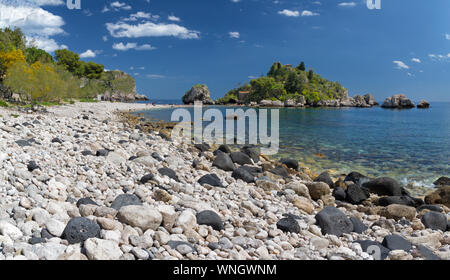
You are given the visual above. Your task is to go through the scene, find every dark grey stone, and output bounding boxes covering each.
[27,161,39,172]
[415,245,441,260]
[332,187,346,201]
[382,234,412,252]
[198,174,224,188]
[110,194,142,210]
[230,152,253,165]
[213,152,236,171]
[231,167,255,183]
[362,177,404,196]
[218,144,231,154]
[315,206,353,236]
[81,150,93,156]
[276,217,300,233]
[29,237,46,245]
[421,211,447,231]
[241,146,260,163]
[350,217,368,234]
[140,173,154,184]
[355,240,390,260]
[158,167,179,182]
[76,198,98,208]
[62,217,100,244]
[151,152,163,161]
[196,210,224,231]
[314,171,334,187]
[344,172,370,186]
[194,143,210,152]
[96,149,109,157]
[346,184,369,204]
[269,166,290,178]
[280,158,298,171]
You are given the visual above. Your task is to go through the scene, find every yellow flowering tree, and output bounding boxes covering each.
[0,49,26,78]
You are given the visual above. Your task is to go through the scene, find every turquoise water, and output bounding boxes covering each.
[135,103,450,187]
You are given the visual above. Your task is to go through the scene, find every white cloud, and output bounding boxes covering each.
[231,0,241,3]
[27,36,66,52]
[446,34,450,40]
[123,12,156,21]
[229,32,240,39]
[428,53,450,61]
[168,15,181,22]
[0,4,65,37]
[112,42,156,51]
[102,35,108,42]
[301,10,320,16]
[80,49,97,58]
[110,1,131,11]
[106,21,200,39]
[278,9,299,17]
[0,3,66,52]
[393,60,409,69]
[103,1,131,12]
[411,58,421,63]
[338,2,357,7]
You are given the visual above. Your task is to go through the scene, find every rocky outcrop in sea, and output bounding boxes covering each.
[182,85,214,105]
[382,94,415,109]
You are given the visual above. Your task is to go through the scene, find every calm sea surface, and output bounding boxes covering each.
[135,102,450,188]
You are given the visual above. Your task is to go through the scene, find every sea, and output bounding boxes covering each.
[134,101,450,189]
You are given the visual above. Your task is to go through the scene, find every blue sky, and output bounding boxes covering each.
[0,0,449,101]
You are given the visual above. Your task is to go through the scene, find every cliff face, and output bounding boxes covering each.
[100,71,148,101]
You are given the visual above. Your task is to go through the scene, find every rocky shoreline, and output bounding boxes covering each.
[0,102,447,260]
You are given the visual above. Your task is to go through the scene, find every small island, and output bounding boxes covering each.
[216,62,378,108]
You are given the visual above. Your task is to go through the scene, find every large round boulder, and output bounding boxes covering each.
[315,206,353,236]
[62,217,101,244]
[362,177,404,196]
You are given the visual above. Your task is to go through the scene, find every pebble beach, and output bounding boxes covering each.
[0,101,448,260]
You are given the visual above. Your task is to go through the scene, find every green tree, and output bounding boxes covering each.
[285,71,303,94]
[250,76,286,101]
[296,61,306,71]
[54,49,81,74]
[308,69,314,80]
[78,61,104,79]
[25,47,54,64]
[0,27,26,52]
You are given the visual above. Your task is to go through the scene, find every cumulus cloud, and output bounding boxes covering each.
[112,42,156,51]
[79,49,97,58]
[229,32,240,39]
[27,36,67,52]
[0,3,66,52]
[106,21,200,39]
[411,58,421,63]
[0,3,65,36]
[446,34,450,40]
[393,60,409,69]
[103,1,131,13]
[278,9,299,17]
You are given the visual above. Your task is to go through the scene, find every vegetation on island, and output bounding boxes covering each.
[217,61,348,104]
[0,27,136,106]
